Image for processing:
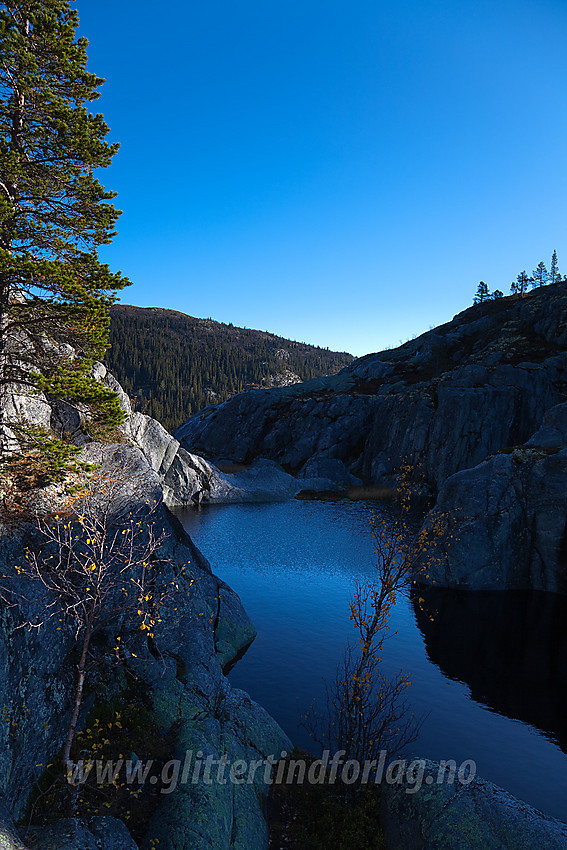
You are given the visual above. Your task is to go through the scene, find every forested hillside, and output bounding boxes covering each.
[105,305,354,432]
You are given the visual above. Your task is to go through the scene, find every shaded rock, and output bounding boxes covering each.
[145,688,291,850]
[96,362,228,506]
[0,524,77,823]
[97,363,303,506]
[121,408,224,505]
[0,796,28,849]
[526,401,567,449]
[422,403,567,591]
[0,380,52,455]
[27,816,137,850]
[381,759,567,850]
[50,400,88,445]
[0,441,290,849]
[297,456,362,487]
[176,284,567,490]
[205,457,358,502]
[93,361,131,418]
[213,579,257,672]
[209,458,302,502]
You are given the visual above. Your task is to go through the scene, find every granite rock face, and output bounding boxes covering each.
[0,362,296,846]
[175,285,567,491]
[176,287,567,592]
[95,362,229,506]
[122,410,338,505]
[27,816,138,850]
[0,442,290,849]
[0,797,28,849]
[91,364,334,505]
[380,760,567,850]
[421,402,567,592]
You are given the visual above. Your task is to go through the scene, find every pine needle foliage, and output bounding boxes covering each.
[0,0,130,473]
[107,306,354,433]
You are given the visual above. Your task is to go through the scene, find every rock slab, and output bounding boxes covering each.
[381,760,567,850]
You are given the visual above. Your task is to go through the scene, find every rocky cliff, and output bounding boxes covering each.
[176,284,567,488]
[1,349,566,848]
[421,401,567,592]
[381,759,567,850]
[93,364,339,506]
[0,378,291,848]
[175,284,567,592]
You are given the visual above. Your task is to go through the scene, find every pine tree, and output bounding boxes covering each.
[492,289,504,299]
[550,250,560,285]
[511,271,531,296]
[531,261,548,288]
[473,281,490,304]
[0,1,129,468]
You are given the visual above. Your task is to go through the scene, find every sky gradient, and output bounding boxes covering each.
[79,0,567,357]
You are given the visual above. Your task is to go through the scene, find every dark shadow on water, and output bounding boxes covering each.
[412,585,567,753]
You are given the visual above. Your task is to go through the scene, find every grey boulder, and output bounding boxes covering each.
[381,760,567,850]
[26,816,137,850]
[422,402,567,592]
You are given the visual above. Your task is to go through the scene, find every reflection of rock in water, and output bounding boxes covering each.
[412,585,567,753]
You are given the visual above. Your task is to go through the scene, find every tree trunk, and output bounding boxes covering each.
[0,15,27,458]
[61,604,95,774]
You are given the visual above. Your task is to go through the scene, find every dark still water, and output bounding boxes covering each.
[175,499,567,822]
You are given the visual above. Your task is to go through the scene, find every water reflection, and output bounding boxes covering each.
[413,585,567,752]
[175,501,567,819]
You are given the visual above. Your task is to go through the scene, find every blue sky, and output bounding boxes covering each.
[79,0,567,357]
